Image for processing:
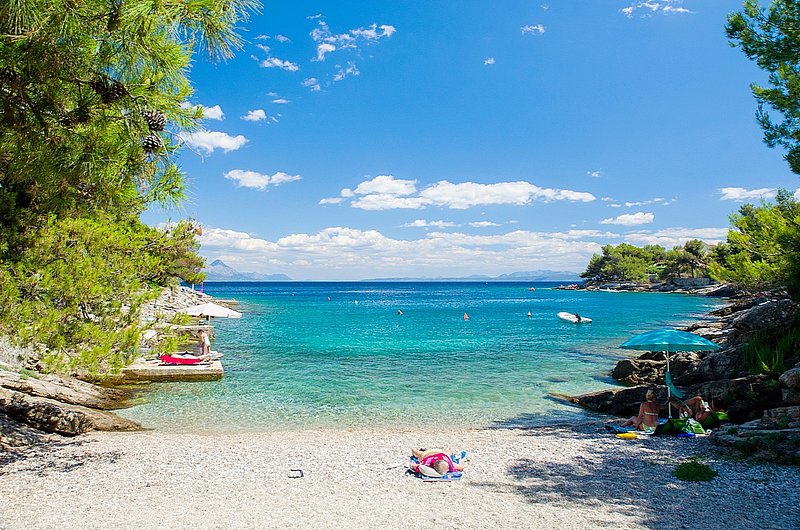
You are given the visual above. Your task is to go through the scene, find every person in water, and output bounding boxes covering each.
[575,313,582,322]
[527,311,532,318]
[622,389,660,431]
[409,448,465,476]
[463,313,469,321]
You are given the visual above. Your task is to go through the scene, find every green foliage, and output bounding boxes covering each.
[170,312,193,326]
[581,241,711,283]
[673,458,718,482]
[709,191,800,297]
[741,318,800,375]
[727,0,800,174]
[0,0,258,374]
[0,216,205,373]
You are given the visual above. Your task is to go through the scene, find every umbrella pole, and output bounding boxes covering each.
[666,348,672,419]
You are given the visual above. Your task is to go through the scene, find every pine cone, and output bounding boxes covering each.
[142,134,163,153]
[0,68,18,85]
[141,109,167,131]
[90,76,128,103]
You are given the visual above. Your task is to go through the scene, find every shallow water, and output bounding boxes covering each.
[120,282,720,432]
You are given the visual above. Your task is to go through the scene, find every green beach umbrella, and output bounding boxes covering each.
[619,329,720,417]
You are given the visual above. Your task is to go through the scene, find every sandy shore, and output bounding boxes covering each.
[1,422,798,529]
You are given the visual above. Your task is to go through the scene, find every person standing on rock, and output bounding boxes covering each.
[198,329,211,357]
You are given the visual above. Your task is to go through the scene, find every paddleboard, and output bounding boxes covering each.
[557,312,592,323]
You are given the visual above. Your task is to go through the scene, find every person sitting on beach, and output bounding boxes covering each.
[621,389,660,431]
[680,396,725,424]
[409,448,465,476]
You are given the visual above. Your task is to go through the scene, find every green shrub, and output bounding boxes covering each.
[170,312,193,326]
[742,323,800,375]
[674,460,718,482]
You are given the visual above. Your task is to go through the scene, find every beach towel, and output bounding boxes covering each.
[408,453,466,481]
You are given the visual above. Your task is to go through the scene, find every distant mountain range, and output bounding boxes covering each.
[203,260,581,283]
[363,270,583,282]
[203,260,292,281]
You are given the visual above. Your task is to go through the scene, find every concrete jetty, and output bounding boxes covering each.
[117,359,224,383]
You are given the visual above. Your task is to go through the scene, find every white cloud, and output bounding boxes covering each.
[181,103,225,120]
[419,180,595,209]
[521,24,546,35]
[259,57,300,71]
[587,170,603,178]
[319,197,343,205]
[199,226,602,280]
[354,175,417,196]
[795,188,800,201]
[484,57,496,65]
[303,77,322,91]
[333,62,360,82]
[624,227,728,247]
[179,130,247,154]
[241,109,267,122]
[272,98,290,104]
[316,42,336,61]
[352,195,428,210]
[600,212,655,226]
[334,176,596,210]
[541,4,549,10]
[719,187,777,201]
[224,170,301,191]
[468,221,501,228]
[199,222,737,280]
[310,20,395,62]
[402,219,458,228]
[621,1,694,18]
[275,35,291,43]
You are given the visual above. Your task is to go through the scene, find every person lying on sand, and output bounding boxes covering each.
[409,448,466,476]
[621,389,660,431]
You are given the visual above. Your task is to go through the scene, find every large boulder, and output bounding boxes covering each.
[672,347,744,385]
[0,387,141,436]
[0,370,134,410]
[780,368,800,405]
[0,412,51,450]
[730,299,798,335]
[684,375,780,423]
[611,358,662,386]
[569,385,669,417]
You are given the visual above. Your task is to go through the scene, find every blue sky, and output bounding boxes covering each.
[144,0,800,280]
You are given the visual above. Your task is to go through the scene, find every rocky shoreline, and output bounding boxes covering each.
[0,286,211,452]
[571,292,800,464]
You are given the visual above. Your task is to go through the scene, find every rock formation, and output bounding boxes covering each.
[571,294,800,463]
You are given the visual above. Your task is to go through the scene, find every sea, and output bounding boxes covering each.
[119,282,722,433]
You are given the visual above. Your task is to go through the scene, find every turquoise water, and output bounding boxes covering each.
[120,282,721,432]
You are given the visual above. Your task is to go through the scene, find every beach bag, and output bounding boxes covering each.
[686,419,706,435]
[701,410,729,429]
[655,418,687,435]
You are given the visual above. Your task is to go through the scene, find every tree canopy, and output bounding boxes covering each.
[580,241,710,284]
[0,0,258,374]
[727,0,800,174]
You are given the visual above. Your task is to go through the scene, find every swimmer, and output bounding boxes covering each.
[397,309,403,315]
[463,312,469,321]
[527,311,532,318]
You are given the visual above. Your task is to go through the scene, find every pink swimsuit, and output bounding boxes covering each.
[419,452,456,472]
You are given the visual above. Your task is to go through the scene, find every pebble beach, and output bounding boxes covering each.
[2,423,799,530]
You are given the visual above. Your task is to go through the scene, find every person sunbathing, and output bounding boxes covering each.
[682,396,724,424]
[409,448,465,476]
[621,389,661,431]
